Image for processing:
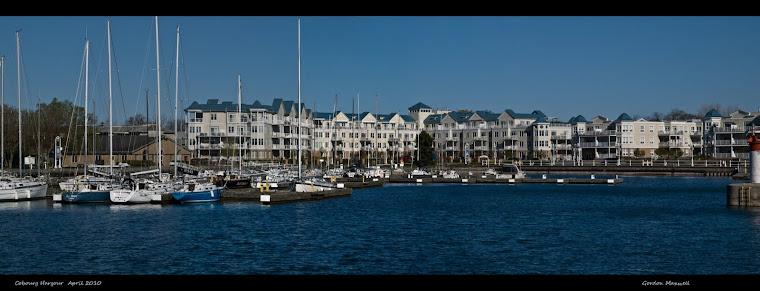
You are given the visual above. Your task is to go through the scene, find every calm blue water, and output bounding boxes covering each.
[1,176,759,276]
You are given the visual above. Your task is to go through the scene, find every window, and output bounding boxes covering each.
[640,126,644,132]
[228,127,234,134]
[211,113,217,121]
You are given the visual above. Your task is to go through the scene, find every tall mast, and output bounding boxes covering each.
[155,16,162,177]
[332,94,336,167]
[238,74,242,173]
[17,31,22,176]
[1,55,4,174]
[108,19,113,177]
[174,24,179,177]
[375,93,378,167]
[84,38,89,178]
[297,18,302,179]
[37,99,40,176]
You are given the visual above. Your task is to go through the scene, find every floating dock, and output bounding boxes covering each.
[258,188,352,205]
[388,174,623,185]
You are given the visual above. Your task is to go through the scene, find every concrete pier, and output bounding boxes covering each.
[727,183,760,207]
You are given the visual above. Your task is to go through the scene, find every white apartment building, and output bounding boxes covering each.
[184,98,759,164]
[312,109,420,167]
[185,99,312,163]
[703,108,760,159]
[424,109,549,163]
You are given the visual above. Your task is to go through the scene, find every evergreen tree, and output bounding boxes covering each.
[416,130,435,168]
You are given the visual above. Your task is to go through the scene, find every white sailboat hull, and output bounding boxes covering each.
[0,184,48,201]
[110,189,153,204]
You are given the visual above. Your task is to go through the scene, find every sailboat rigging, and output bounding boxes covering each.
[0,30,48,202]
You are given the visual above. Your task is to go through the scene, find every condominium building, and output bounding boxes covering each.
[424,108,549,163]
[313,109,420,167]
[185,99,312,163]
[703,108,760,159]
[183,98,759,164]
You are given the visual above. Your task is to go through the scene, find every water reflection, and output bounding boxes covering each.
[109,203,164,212]
[0,199,47,210]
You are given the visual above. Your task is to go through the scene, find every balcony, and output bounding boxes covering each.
[715,152,749,159]
[658,130,684,136]
[550,135,570,140]
[577,142,618,148]
[658,141,685,148]
[713,127,744,133]
[578,130,616,136]
[712,139,748,146]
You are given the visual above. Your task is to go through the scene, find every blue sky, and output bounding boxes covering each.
[0,16,758,124]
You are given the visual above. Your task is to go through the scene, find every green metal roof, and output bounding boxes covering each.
[408,102,431,111]
[703,109,723,120]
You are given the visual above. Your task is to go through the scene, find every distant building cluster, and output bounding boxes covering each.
[177,98,760,165]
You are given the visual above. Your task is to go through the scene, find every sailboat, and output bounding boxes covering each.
[170,18,222,203]
[0,31,48,202]
[109,19,161,204]
[221,75,252,189]
[292,18,338,193]
[56,36,112,203]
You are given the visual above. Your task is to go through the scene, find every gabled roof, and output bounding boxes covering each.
[474,110,500,121]
[408,102,431,111]
[447,111,474,123]
[423,113,447,124]
[750,116,760,126]
[400,115,416,122]
[359,112,373,120]
[376,114,394,122]
[504,109,546,121]
[313,112,335,120]
[186,98,311,114]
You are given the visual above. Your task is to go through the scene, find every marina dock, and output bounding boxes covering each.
[388,174,623,185]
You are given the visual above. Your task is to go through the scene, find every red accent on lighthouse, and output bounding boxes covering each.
[750,134,760,152]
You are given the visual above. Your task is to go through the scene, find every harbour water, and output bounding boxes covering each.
[2,175,759,286]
